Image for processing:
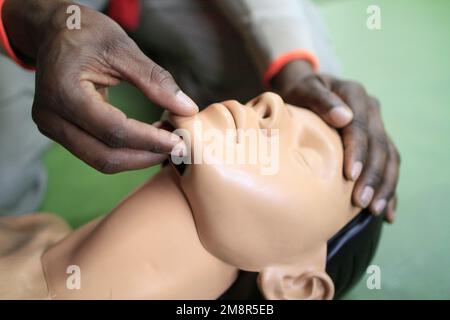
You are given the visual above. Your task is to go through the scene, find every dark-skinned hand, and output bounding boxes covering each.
[4,1,197,173]
[272,60,400,223]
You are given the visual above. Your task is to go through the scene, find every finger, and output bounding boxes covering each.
[33,107,167,173]
[341,115,369,182]
[105,38,198,116]
[385,196,397,223]
[59,80,183,155]
[370,140,400,216]
[151,119,186,156]
[338,84,371,181]
[285,76,353,128]
[152,120,163,129]
[352,100,388,209]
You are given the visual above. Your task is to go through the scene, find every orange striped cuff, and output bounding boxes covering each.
[263,49,319,88]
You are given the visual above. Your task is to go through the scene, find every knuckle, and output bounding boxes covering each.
[101,34,132,60]
[383,189,396,201]
[103,125,128,149]
[372,135,389,151]
[307,78,328,95]
[284,75,317,99]
[338,80,366,98]
[367,169,384,186]
[149,143,164,154]
[350,117,368,133]
[305,74,323,87]
[343,128,367,148]
[149,64,175,87]
[346,80,365,92]
[93,157,122,174]
[348,142,368,159]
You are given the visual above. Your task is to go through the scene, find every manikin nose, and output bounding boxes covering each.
[249,92,284,129]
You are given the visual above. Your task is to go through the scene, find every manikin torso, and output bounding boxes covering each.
[0,93,359,300]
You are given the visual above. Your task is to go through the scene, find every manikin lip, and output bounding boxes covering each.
[167,101,244,132]
[221,104,241,143]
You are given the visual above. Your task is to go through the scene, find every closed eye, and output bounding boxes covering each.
[296,125,332,178]
[292,149,313,170]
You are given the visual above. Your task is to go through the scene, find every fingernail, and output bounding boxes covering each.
[372,199,386,215]
[176,91,199,114]
[359,186,374,208]
[171,141,188,158]
[350,161,363,181]
[328,106,353,127]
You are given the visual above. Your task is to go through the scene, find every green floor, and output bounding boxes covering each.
[40,0,450,299]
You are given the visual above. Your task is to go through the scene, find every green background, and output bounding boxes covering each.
[40,0,450,299]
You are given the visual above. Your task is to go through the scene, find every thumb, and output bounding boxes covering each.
[108,40,199,116]
[291,77,353,128]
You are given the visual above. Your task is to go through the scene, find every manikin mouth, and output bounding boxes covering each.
[163,103,243,173]
[160,120,175,132]
[170,158,187,176]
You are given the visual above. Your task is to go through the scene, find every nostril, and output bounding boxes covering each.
[258,103,280,130]
[262,107,272,119]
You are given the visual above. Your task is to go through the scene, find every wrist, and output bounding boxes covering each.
[2,0,69,64]
[263,50,319,90]
[271,59,316,92]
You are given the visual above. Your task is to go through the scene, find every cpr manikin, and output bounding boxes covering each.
[0,93,359,300]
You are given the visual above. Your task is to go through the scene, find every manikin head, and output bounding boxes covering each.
[169,93,360,300]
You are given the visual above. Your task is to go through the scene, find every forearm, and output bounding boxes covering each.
[215,0,317,76]
[2,0,70,64]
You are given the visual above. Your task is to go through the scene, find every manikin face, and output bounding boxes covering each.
[170,93,359,275]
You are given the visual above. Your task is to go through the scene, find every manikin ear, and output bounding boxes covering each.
[258,244,334,300]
